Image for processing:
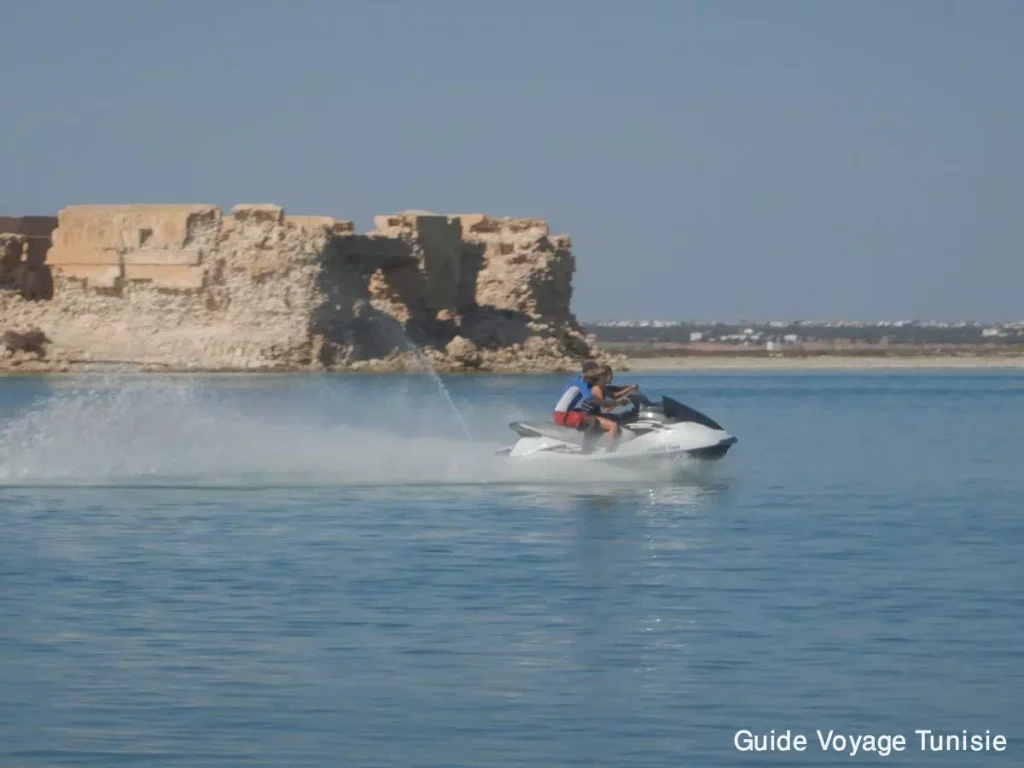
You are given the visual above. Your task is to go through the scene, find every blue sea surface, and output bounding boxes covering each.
[1,370,1021,766]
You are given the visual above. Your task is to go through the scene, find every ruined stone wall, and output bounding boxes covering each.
[0,203,620,373]
[0,215,56,300]
[47,204,217,290]
[372,211,464,314]
[456,215,575,320]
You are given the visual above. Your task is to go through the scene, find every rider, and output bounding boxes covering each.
[552,361,601,430]
[598,364,638,403]
[553,361,630,452]
[586,365,638,451]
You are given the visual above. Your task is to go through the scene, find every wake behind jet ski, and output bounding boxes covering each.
[497,389,738,468]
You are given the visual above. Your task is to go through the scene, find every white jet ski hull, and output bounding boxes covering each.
[498,393,737,468]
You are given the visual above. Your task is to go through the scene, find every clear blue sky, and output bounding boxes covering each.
[2,1,1021,321]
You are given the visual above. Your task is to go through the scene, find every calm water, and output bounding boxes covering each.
[1,371,1021,767]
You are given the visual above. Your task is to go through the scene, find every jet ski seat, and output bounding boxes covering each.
[508,421,587,443]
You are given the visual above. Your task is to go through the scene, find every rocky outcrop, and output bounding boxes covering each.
[0,204,622,373]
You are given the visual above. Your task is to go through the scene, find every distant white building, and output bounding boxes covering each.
[690,332,704,342]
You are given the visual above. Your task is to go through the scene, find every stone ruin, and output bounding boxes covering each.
[0,215,55,301]
[0,203,621,372]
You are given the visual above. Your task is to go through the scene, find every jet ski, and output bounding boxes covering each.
[497,389,737,467]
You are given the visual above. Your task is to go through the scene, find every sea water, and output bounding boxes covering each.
[0,371,1021,767]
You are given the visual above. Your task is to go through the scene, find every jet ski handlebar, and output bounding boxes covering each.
[602,389,650,423]
[607,389,726,430]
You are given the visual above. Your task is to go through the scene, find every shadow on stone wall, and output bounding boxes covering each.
[1,233,54,301]
[308,234,542,366]
[460,306,533,348]
[17,264,54,301]
[457,241,484,312]
[310,235,418,365]
[1,217,57,301]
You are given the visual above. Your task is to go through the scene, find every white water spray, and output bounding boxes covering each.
[0,375,715,488]
[401,338,474,441]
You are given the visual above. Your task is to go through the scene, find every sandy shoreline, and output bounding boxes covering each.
[1,354,1023,376]
[624,355,1024,371]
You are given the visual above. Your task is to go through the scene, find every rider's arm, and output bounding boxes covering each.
[606,384,637,396]
[590,384,626,408]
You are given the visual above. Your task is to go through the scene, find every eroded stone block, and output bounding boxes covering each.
[373,214,403,233]
[289,216,355,234]
[231,204,284,224]
[375,211,442,235]
[55,204,220,251]
[51,264,122,289]
[123,264,204,290]
[122,249,202,266]
[53,208,123,250]
[452,214,496,235]
[506,218,549,235]
[45,246,121,265]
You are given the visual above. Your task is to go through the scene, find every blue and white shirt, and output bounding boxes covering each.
[554,376,594,413]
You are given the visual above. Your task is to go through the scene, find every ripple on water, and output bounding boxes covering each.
[1,371,1022,767]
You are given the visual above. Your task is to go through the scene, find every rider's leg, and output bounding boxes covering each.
[596,416,619,451]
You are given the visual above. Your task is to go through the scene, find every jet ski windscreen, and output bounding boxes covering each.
[662,396,724,430]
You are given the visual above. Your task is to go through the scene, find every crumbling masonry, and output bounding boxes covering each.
[0,204,620,372]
